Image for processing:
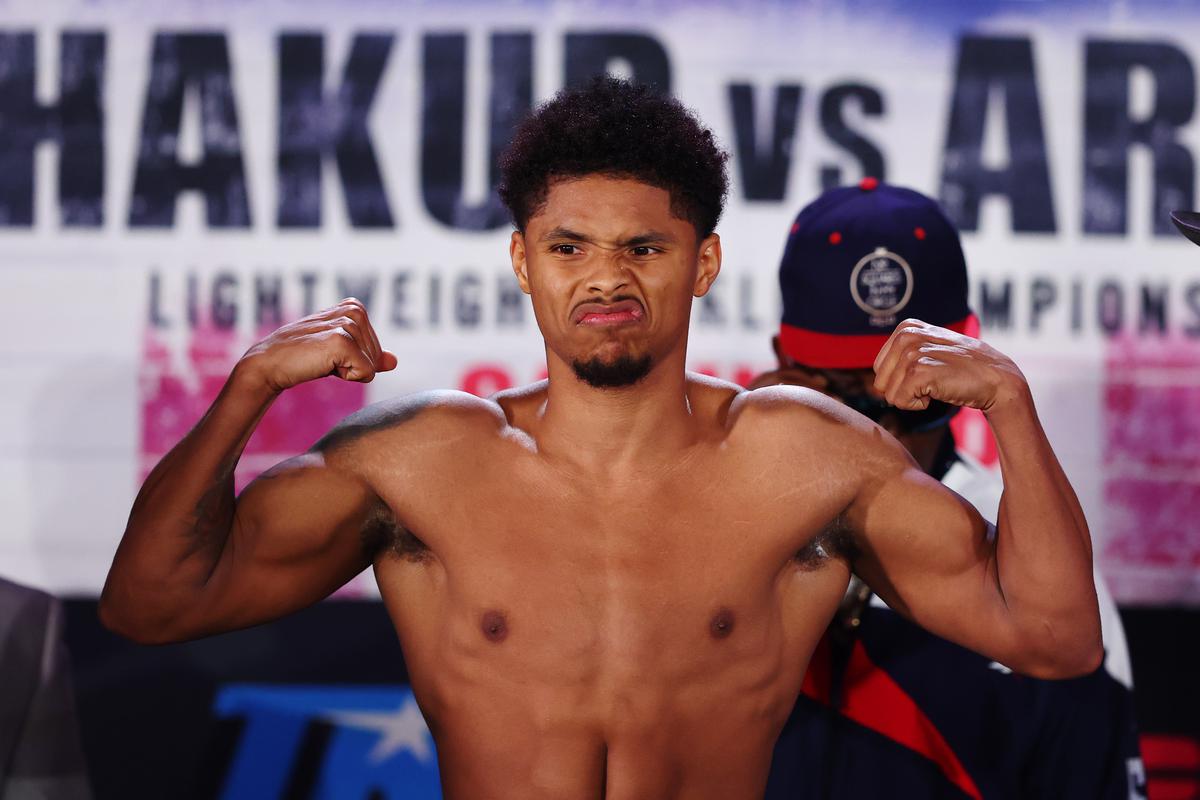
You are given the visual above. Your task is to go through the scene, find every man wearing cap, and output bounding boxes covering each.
[756,180,1144,800]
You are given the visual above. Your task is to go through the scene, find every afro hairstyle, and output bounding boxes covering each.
[497,76,729,239]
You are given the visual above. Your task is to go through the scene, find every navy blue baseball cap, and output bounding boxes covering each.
[778,178,977,369]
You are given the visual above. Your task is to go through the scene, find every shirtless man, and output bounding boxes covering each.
[101,77,1102,799]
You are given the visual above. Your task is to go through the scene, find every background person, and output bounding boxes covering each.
[0,576,92,799]
[754,180,1144,800]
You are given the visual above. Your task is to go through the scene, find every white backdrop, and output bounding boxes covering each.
[1,0,1197,604]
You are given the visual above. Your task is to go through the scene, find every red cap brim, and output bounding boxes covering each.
[780,314,977,369]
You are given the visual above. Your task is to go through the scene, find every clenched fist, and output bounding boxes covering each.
[872,319,1028,414]
[236,298,398,394]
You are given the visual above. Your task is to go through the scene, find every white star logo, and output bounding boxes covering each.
[326,698,434,765]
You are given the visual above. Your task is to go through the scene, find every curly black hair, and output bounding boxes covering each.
[497,77,729,238]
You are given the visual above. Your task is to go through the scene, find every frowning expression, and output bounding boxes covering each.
[510,175,721,384]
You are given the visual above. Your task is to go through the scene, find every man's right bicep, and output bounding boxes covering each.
[178,452,379,637]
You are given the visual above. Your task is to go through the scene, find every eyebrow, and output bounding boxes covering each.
[539,227,676,247]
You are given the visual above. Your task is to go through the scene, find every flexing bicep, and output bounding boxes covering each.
[176,451,380,637]
[846,444,1023,665]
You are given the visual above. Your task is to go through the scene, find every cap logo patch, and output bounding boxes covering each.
[849,246,914,327]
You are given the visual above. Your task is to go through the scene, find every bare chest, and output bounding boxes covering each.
[373,458,851,684]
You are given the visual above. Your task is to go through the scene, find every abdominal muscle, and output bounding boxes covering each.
[375,555,840,800]
[428,685,789,800]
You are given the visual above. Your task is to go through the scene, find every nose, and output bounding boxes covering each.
[585,251,630,296]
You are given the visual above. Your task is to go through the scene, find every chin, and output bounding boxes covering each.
[571,351,654,389]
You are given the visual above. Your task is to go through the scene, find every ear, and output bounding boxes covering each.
[692,233,722,297]
[771,335,788,368]
[510,231,531,295]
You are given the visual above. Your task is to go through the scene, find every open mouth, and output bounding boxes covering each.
[571,299,646,327]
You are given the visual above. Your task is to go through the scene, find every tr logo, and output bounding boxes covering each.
[209,685,441,799]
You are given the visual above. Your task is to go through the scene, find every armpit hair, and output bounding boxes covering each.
[793,512,858,571]
[360,501,432,564]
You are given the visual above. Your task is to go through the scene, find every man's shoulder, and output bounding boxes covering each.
[728,383,878,440]
[313,389,508,453]
[726,384,914,488]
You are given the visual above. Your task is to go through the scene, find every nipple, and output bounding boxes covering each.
[481,610,509,643]
[709,607,735,639]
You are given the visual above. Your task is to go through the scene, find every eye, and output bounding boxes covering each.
[630,246,660,257]
[551,244,581,256]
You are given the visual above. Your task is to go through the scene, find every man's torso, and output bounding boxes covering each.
[330,378,864,799]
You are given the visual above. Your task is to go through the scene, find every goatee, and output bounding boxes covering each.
[571,353,653,389]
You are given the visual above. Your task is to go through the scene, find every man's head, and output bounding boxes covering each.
[759,180,977,461]
[499,78,729,389]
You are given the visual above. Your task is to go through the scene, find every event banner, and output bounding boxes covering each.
[1,0,1197,605]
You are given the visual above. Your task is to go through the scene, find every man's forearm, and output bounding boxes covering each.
[100,363,277,640]
[987,383,1102,675]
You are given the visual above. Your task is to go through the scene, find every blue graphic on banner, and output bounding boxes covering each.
[214,684,441,799]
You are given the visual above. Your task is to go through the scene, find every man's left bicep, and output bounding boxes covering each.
[847,463,1018,658]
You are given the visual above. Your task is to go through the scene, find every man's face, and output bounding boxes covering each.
[510,175,721,388]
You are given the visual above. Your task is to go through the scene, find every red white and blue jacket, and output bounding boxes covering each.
[766,452,1145,800]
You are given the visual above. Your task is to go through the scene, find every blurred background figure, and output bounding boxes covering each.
[0,576,91,799]
[752,181,1144,800]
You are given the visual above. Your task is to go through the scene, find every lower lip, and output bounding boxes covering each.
[578,310,642,325]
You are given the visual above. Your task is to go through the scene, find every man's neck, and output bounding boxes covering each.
[537,350,699,475]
